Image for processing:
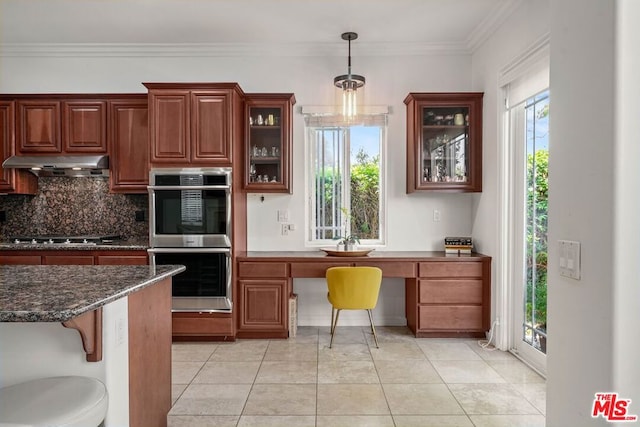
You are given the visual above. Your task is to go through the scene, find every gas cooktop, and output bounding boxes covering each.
[9,235,121,246]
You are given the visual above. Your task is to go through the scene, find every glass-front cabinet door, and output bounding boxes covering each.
[244,94,295,193]
[404,92,483,192]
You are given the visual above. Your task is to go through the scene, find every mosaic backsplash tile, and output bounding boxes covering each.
[0,177,148,240]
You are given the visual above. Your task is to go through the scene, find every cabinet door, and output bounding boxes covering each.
[191,91,232,164]
[62,101,107,153]
[0,101,37,194]
[109,100,149,193]
[16,100,61,153]
[238,279,288,333]
[244,94,295,193]
[149,91,190,164]
[405,93,483,193]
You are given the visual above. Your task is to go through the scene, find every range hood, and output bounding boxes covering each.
[2,155,109,177]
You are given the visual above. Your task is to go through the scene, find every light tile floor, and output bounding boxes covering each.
[169,326,546,427]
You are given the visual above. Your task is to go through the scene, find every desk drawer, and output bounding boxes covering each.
[239,262,288,278]
[419,305,483,331]
[419,279,483,304]
[290,262,352,278]
[419,261,482,278]
[357,261,416,278]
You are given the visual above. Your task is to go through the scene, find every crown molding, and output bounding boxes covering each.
[0,41,471,58]
[466,0,524,53]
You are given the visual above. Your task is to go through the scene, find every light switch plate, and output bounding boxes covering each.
[277,209,289,222]
[559,240,581,280]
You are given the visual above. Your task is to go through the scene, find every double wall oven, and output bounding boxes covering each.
[148,168,232,312]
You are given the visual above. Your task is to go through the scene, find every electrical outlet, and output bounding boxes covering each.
[433,209,441,222]
[281,224,289,236]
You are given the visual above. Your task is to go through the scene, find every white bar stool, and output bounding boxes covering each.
[0,376,108,427]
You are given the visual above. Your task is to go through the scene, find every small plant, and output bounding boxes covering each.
[334,207,360,249]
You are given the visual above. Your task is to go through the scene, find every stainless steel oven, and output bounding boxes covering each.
[148,248,232,312]
[148,167,232,248]
[148,167,233,312]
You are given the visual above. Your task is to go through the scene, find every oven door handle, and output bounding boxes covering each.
[148,248,231,254]
[147,185,230,191]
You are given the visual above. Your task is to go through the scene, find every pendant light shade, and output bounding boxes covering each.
[334,32,365,118]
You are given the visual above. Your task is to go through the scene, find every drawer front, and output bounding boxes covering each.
[418,305,483,331]
[356,261,417,278]
[238,262,288,278]
[0,255,42,265]
[172,313,233,336]
[290,262,352,278]
[419,279,483,304]
[43,255,94,265]
[419,261,483,278]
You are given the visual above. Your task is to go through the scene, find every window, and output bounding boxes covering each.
[305,114,386,246]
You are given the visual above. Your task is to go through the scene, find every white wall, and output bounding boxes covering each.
[546,0,640,425]
[470,0,551,345]
[1,50,476,325]
[613,0,640,412]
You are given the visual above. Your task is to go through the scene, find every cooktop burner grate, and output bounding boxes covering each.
[9,235,121,245]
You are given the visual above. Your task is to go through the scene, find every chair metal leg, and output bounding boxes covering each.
[367,309,379,348]
[330,307,335,334]
[330,309,341,348]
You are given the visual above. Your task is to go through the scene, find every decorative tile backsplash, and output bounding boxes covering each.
[0,177,148,240]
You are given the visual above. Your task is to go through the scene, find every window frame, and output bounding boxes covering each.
[304,112,387,248]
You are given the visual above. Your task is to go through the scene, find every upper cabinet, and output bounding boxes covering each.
[16,99,107,155]
[0,101,37,194]
[108,98,149,193]
[405,93,483,193]
[244,93,295,193]
[145,83,245,167]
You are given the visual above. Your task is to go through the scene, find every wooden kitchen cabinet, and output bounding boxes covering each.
[405,92,483,193]
[405,258,491,337]
[16,100,61,153]
[244,94,295,193]
[0,250,148,265]
[0,101,37,195]
[237,279,289,339]
[108,98,149,193]
[16,99,107,155]
[237,261,290,338]
[145,83,244,167]
[62,101,107,153]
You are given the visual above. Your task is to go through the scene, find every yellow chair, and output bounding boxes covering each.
[326,266,383,348]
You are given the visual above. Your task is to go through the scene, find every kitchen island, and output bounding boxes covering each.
[0,264,185,427]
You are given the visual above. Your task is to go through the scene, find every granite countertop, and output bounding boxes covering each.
[0,264,184,322]
[0,237,150,251]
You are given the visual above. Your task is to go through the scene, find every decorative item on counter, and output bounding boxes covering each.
[333,207,361,251]
[444,236,473,254]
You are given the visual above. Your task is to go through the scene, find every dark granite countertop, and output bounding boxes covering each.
[0,264,184,322]
[0,237,149,251]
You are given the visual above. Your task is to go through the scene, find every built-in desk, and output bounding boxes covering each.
[236,251,491,339]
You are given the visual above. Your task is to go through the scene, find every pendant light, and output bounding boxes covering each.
[334,32,365,119]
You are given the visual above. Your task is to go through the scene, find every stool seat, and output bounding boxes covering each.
[0,376,108,427]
